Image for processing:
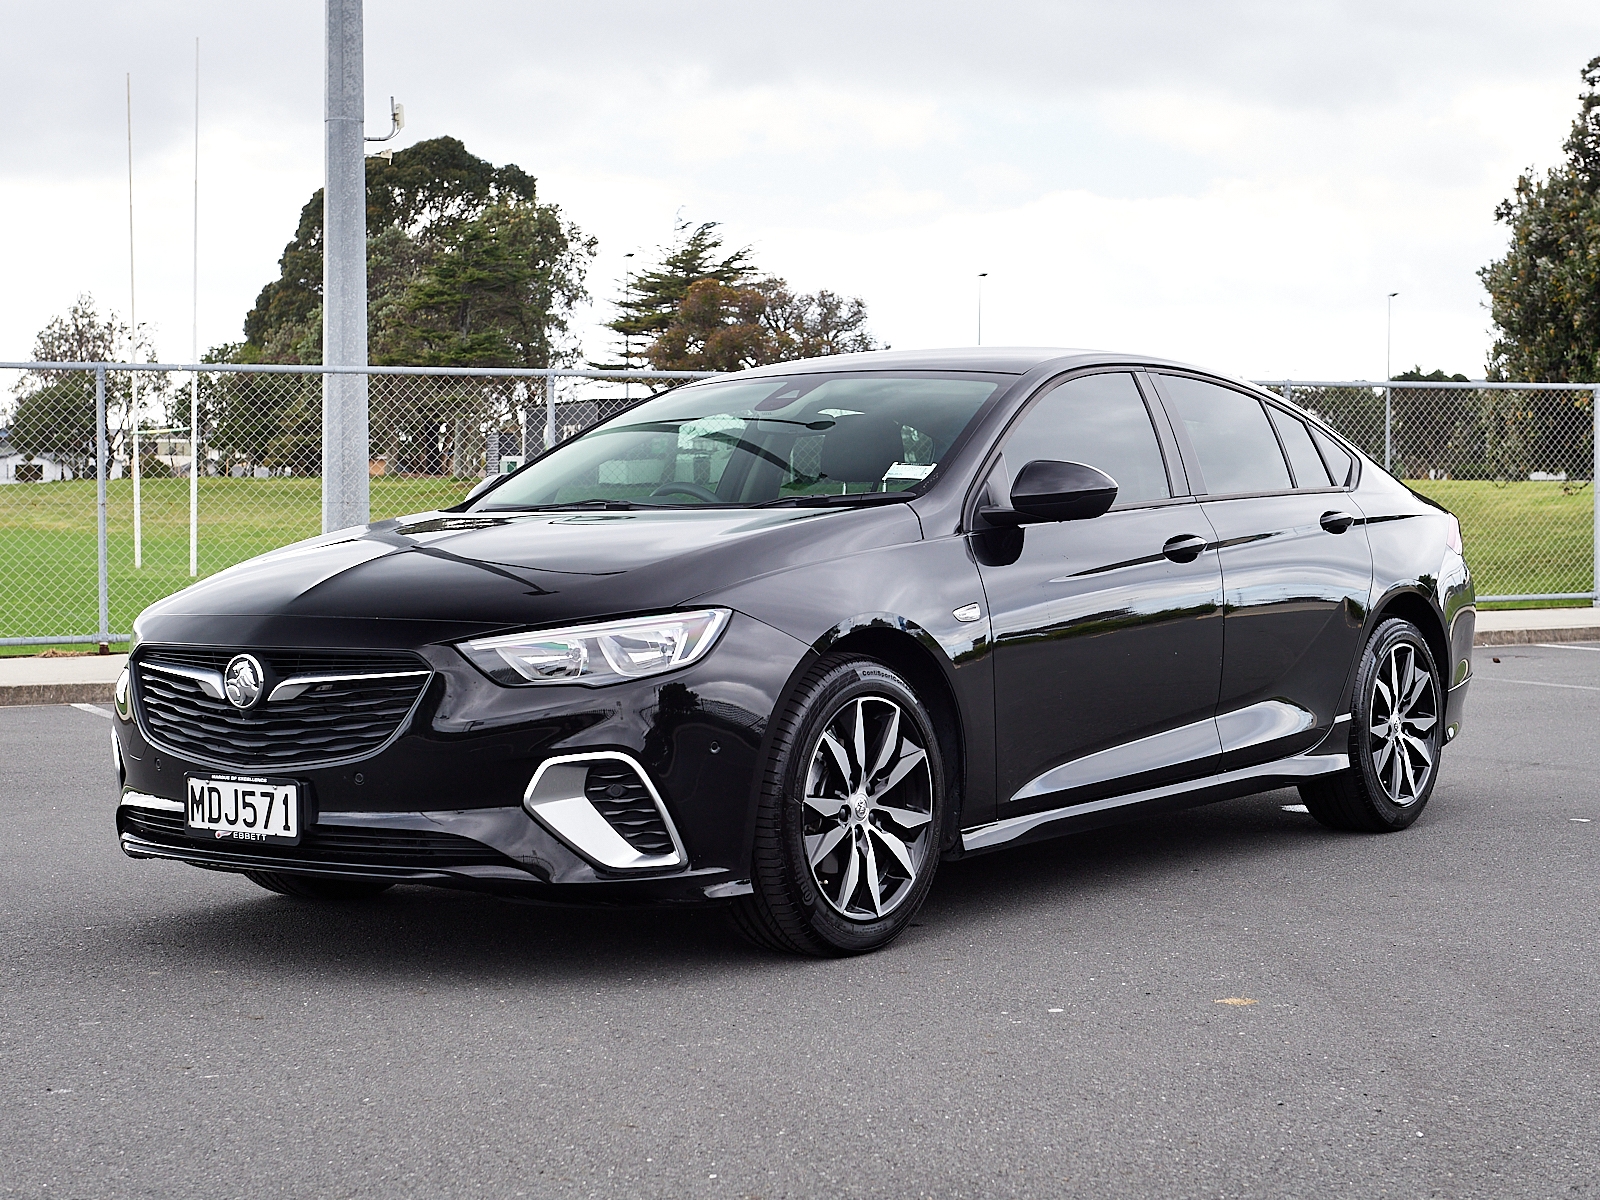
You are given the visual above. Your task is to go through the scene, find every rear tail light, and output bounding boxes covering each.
[1445,514,1463,556]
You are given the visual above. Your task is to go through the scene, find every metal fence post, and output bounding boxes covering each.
[545,375,558,451]
[1384,384,1393,472]
[1594,385,1599,608]
[95,366,109,651]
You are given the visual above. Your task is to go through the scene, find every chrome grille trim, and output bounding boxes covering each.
[268,669,430,703]
[131,647,434,771]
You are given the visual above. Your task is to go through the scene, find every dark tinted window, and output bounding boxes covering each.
[1312,428,1355,486]
[998,372,1171,506]
[1268,407,1333,487]
[1160,375,1291,495]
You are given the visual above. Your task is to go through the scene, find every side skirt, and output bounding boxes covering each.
[959,750,1349,854]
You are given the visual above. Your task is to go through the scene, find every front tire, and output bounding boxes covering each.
[732,655,945,956]
[1300,618,1444,832]
[244,871,395,900]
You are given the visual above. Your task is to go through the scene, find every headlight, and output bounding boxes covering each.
[458,609,732,687]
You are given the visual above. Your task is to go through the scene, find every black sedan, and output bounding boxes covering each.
[113,349,1474,955]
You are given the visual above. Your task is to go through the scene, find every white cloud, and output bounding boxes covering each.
[1,0,1596,380]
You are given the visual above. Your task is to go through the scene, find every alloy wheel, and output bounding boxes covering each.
[802,695,935,921]
[1367,640,1439,807]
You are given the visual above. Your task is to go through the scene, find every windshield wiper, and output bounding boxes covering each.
[753,491,917,509]
[481,499,652,512]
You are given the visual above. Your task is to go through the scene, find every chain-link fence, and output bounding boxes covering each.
[0,363,710,649]
[1,366,1596,649]
[1259,380,1598,603]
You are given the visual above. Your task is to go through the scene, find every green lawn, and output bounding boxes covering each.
[0,476,1592,651]
[1,477,472,650]
[1407,479,1594,601]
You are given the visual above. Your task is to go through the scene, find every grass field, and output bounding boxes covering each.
[1,477,472,650]
[0,476,1591,651]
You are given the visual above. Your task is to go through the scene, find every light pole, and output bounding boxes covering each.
[1385,291,1399,472]
[977,273,988,346]
[323,0,370,533]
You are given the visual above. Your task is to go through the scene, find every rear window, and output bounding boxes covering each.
[1159,375,1291,496]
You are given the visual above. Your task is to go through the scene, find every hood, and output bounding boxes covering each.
[135,505,921,648]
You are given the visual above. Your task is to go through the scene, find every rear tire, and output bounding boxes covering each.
[244,871,395,900]
[731,654,945,956]
[1300,617,1444,833]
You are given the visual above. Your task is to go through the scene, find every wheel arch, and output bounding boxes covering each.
[1370,586,1450,687]
[808,619,968,852]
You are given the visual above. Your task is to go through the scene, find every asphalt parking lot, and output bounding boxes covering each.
[3,643,1598,1200]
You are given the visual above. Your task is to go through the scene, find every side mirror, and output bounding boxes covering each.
[981,460,1118,525]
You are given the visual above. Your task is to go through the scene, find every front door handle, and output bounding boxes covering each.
[1162,534,1209,563]
[1320,510,1355,534]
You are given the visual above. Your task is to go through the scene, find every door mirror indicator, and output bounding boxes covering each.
[981,460,1119,526]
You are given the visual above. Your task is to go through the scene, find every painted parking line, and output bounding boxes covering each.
[1535,643,1600,653]
[1475,677,1600,693]
[70,703,113,719]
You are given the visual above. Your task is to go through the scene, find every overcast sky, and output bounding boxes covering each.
[3,0,1598,380]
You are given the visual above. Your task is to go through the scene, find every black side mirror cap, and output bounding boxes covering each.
[980,459,1119,525]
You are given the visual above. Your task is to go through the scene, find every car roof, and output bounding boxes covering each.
[718,346,1213,378]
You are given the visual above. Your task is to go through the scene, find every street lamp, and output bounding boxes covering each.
[1385,291,1399,472]
[977,273,988,346]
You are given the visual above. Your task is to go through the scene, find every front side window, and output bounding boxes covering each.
[991,372,1172,507]
[472,373,1003,510]
[1159,375,1292,496]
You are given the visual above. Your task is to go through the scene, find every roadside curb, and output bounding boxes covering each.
[0,682,116,707]
[1474,626,1600,647]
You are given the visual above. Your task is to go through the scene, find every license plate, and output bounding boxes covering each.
[185,774,301,846]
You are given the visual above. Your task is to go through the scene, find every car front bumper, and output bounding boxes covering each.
[113,612,808,904]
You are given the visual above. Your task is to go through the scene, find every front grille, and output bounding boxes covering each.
[134,647,430,769]
[584,760,675,855]
[119,806,509,868]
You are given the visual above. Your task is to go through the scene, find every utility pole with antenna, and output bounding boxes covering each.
[188,39,199,578]
[323,0,371,532]
[977,273,988,346]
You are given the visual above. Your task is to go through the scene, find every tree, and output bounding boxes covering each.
[608,219,878,372]
[644,276,879,372]
[224,137,593,477]
[1480,56,1600,382]
[606,221,755,357]
[7,294,164,476]
[238,136,585,367]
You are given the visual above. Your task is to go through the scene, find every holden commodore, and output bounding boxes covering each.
[112,348,1474,955]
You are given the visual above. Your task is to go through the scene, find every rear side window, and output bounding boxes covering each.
[1268,407,1333,488]
[998,372,1171,507]
[1159,375,1291,496]
[1312,428,1355,487]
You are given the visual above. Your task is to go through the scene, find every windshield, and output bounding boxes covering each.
[470,372,1005,510]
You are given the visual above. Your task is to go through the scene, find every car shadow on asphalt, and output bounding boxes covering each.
[106,786,1372,982]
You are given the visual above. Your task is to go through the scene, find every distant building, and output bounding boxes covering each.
[0,427,72,483]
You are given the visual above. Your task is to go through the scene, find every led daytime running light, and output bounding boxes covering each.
[460,609,731,687]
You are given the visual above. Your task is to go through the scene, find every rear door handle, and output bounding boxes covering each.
[1162,534,1209,563]
[1320,510,1355,534]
